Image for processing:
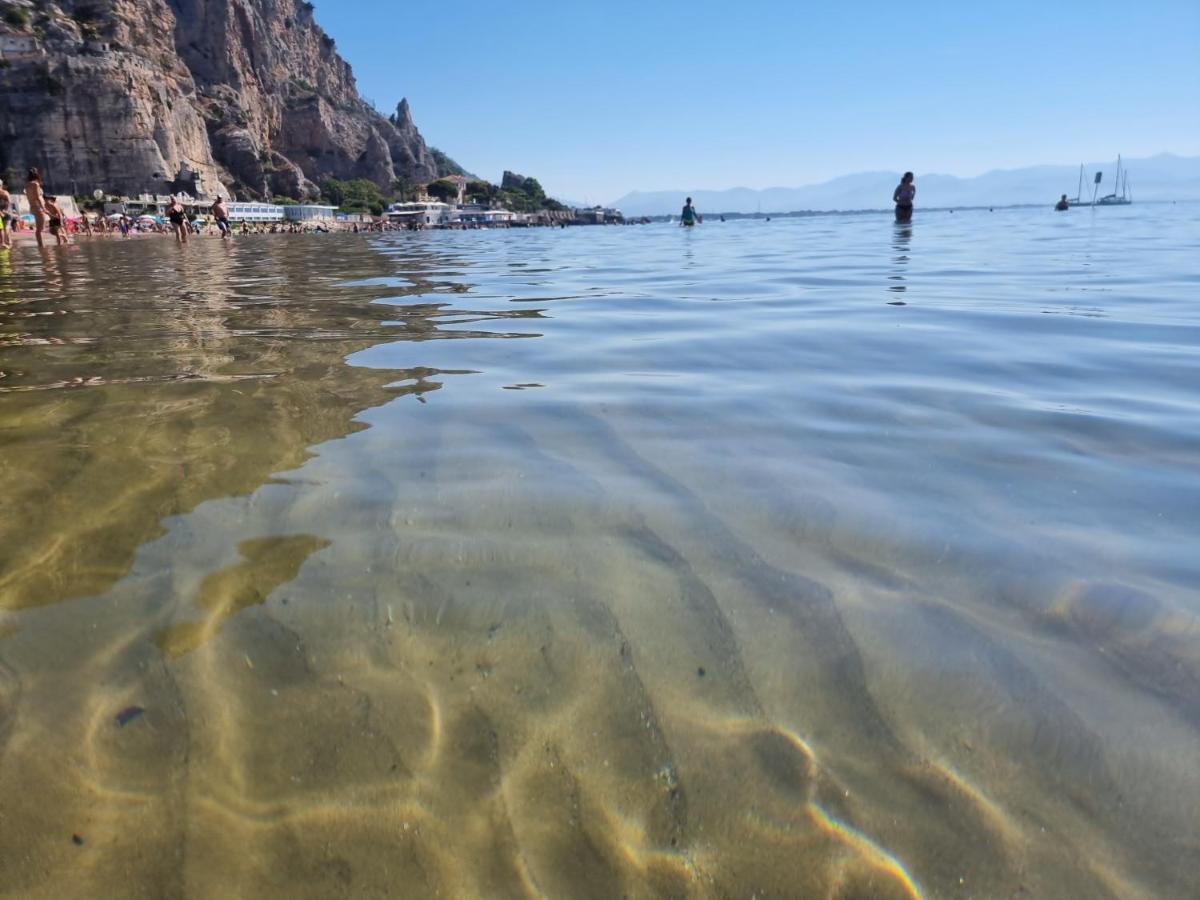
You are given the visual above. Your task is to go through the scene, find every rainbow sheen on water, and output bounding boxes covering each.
[1,205,1198,898]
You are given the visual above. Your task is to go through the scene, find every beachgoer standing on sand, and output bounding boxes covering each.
[167,196,188,244]
[680,197,701,227]
[211,196,231,238]
[43,197,69,246]
[24,168,47,248]
[893,172,916,222]
[0,178,11,251]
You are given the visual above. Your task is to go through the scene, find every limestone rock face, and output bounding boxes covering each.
[0,0,440,199]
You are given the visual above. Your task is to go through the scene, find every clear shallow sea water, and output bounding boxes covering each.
[0,204,1198,898]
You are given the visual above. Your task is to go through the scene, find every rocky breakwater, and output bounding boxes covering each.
[0,0,440,199]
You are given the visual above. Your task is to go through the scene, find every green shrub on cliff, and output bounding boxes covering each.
[4,7,30,28]
[426,180,460,202]
[460,174,564,213]
[465,181,498,204]
[320,177,385,216]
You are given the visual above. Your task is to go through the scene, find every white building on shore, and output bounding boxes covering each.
[457,208,515,226]
[283,204,337,223]
[385,201,456,227]
[225,202,284,223]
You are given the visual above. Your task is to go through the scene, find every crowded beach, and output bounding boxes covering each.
[0,167,629,253]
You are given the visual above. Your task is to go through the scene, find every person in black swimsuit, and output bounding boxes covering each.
[893,171,916,222]
[167,196,189,244]
[44,198,69,246]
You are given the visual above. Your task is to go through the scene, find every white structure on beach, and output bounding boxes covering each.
[385,201,456,227]
[458,208,515,226]
[385,201,526,229]
[283,204,338,223]
[226,202,284,223]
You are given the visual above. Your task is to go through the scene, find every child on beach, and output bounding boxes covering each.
[44,198,69,246]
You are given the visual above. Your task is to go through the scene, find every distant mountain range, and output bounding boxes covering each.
[610,154,1200,216]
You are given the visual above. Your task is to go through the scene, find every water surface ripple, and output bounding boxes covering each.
[0,205,1198,898]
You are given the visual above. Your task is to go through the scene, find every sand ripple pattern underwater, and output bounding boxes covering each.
[0,204,1198,898]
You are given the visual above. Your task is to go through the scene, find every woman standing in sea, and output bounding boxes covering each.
[24,168,47,248]
[893,171,916,222]
[166,196,189,244]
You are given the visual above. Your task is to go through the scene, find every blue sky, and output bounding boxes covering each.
[317,0,1200,203]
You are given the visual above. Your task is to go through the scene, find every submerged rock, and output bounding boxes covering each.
[114,705,145,727]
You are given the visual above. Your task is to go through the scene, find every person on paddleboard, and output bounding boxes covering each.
[680,197,701,227]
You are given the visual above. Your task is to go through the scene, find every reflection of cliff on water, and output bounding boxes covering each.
[0,236,537,611]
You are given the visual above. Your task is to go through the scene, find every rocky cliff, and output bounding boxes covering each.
[0,0,440,199]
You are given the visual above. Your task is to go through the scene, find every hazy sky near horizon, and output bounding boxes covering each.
[318,0,1200,203]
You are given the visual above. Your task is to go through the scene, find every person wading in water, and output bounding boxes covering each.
[893,171,916,223]
[680,197,702,227]
[24,168,48,248]
[43,197,69,246]
[166,196,189,244]
[0,177,12,251]
[211,196,231,238]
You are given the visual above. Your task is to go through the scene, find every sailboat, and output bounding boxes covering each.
[1096,155,1132,206]
[1069,156,1132,207]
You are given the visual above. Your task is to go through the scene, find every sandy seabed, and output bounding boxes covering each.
[1,226,1198,898]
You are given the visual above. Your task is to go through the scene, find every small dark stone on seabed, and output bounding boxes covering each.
[115,705,145,727]
[72,834,84,846]
[697,667,706,678]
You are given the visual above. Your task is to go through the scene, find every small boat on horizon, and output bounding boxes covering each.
[1069,155,1132,207]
